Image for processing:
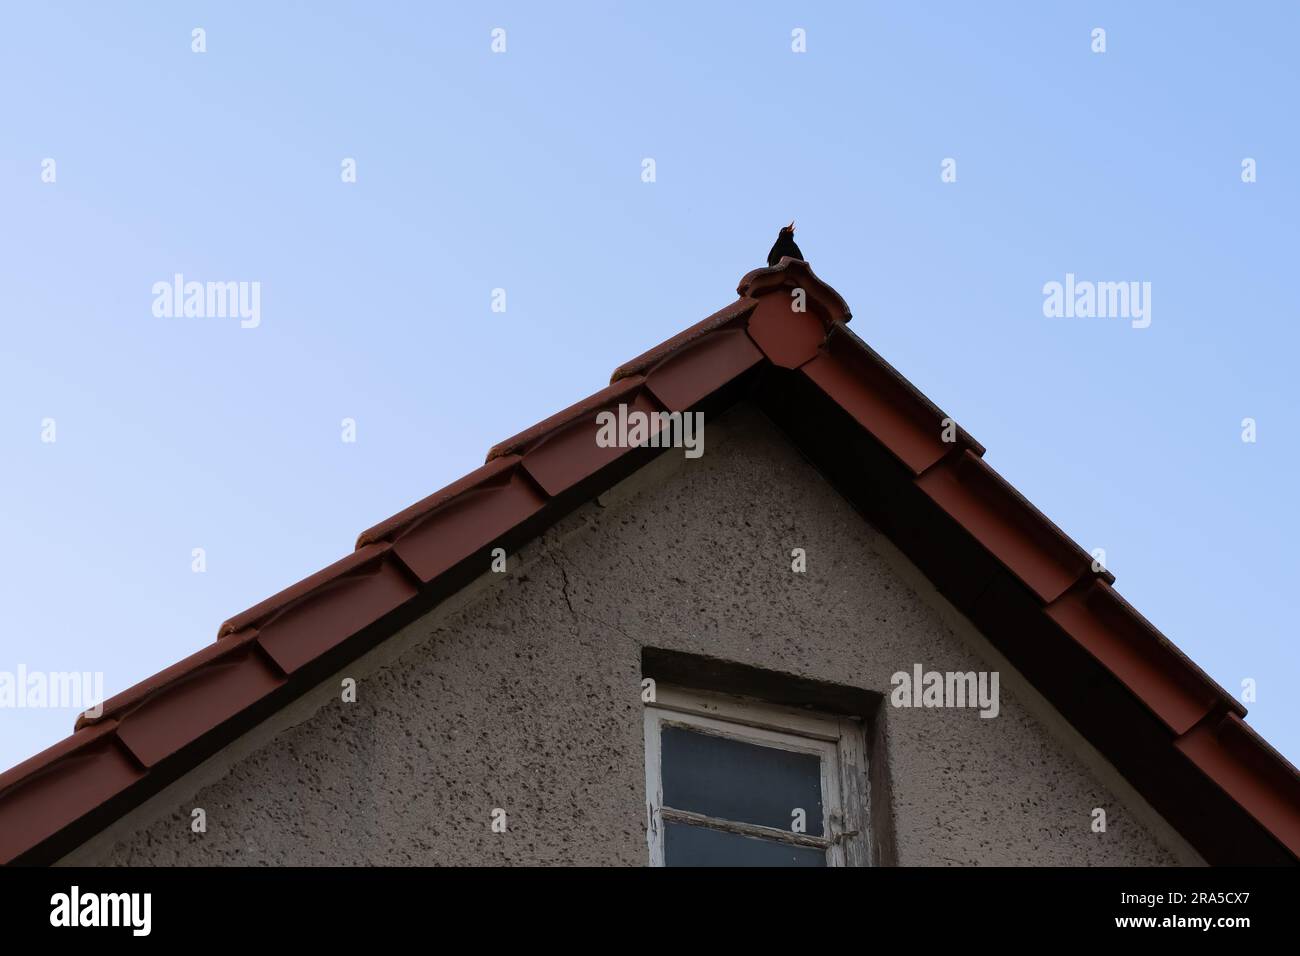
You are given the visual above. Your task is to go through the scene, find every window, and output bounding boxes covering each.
[644,686,869,866]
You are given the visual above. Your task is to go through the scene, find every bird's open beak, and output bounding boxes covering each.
[788,220,796,232]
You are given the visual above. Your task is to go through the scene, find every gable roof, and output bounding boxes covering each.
[1,259,1296,865]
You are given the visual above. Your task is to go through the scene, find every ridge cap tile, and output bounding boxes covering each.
[611,298,757,383]
[0,719,122,799]
[486,376,646,463]
[218,542,395,639]
[916,449,1092,604]
[1045,581,1223,735]
[357,456,523,548]
[1176,712,1300,854]
[112,642,285,768]
[641,327,764,413]
[387,466,547,585]
[737,258,852,324]
[825,323,986,458]
[79,627,268,731]
[0,725,142,863]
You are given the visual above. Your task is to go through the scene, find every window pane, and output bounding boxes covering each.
[660,725,824,835]
[664,822,826,867]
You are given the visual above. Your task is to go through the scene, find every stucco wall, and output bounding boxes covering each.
[78,404,1193,865]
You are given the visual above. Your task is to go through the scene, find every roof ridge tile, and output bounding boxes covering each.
[486,376,646,463]
[737,257,852,325]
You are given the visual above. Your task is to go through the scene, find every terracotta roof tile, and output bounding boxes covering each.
[383,465,547,585]
[611,298,756,383]
[253,554,418,674]
[0,721,141,863]
[803,337,969,475]
[218,543,402,639]
[111,633,285,768]
[492,378,667,498]
[747,293,830,369]
[737,257,852,324]
[357,456,524,547]
[487,376,646,463]
[642,328,764,412]
[917,450,1098,604]
[825,323,987,457]
[80,628,273,732]
[1176,712,1300,853]
[1046,580,1237,735]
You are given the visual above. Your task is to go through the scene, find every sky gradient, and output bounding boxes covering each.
[2,2,1297,775]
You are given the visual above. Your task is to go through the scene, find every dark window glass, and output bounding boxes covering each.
[664,822,826,867]
[660,725,824,835]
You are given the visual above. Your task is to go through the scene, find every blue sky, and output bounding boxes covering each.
[1,2,1296,776]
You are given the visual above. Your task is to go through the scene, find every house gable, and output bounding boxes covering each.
[2,258,1296,865]
[70,405,1192,865]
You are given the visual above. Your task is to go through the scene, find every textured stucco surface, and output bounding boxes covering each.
[90,404,1184,866]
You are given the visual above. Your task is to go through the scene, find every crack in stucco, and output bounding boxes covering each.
[553,555,577,618]
[547,552,642,650]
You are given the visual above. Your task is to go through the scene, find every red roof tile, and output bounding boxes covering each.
[611,298,756,382]
[1176,713,1300,853]
[0,721,141,864]
[360,464,546,586]
[1,257,1296,865]
[217,544,410,643]
[802,328,983,475]
[1046,580,1232,736]
[508,382,664,498]
[917,450,1097,604]
[111,632,285,768]
[737,257,852,324]
[641,329,764,412]
[748,293,830,369]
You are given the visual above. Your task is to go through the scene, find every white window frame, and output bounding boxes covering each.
[644,686,870,867]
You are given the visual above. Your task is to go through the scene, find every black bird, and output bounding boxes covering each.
[766,221,803,267]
